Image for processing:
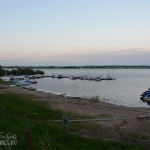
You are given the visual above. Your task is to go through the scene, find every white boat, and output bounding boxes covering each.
[9,85,17,87]
[4,79,11,82]
[70,76,78,80]
[1,77,11,82]
[15,81,30,86]
[36,74,43,78]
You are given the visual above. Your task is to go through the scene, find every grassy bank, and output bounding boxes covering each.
[0,93,147,150]
[0,80,5,85]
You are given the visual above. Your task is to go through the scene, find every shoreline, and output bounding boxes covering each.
[0,85,150,115]
[0,85,150,119]
[1,85,150,148]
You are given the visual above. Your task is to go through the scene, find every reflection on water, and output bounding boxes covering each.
[28,69,150,108]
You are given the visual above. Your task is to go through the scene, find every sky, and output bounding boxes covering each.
[0,0,150,66]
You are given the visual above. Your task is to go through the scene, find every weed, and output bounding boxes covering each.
[69,128,78,132]
[100,114,113,117]
[123,120,127,123]
[75,99,81,104]
[114,123,124,128]
[52,101,58,104]
[0,80,5,84]
[90,95,99,103]
[141,135,148,139]
[119,132,124,136]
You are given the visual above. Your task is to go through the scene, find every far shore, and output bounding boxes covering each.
[2,65,150,69]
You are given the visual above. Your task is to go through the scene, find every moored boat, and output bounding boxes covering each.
[15,81,31,86]
[31,80,37,84]
[140,88,150,102]
[57,75,63,79]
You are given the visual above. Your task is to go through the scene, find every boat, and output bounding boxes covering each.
[140,88,150,102]
[143,96,150,101]
[29,75,36,79]
[23,79,31,83]
[70,76,79,80]
[95,76,102,81]
[51,74,56,78]
[101,75,115,80]
[31,80,37,84]
[25,75,30,78]
[57,75,63,79]
[36,74,43,78]
[1,77,11,82]
[15,81,31,86]
[9,85,17,87]
[83,76,88,80]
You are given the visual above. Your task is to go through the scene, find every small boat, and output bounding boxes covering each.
[140,88,150,102]
[95,76,102,81]
[69,76,78,80]
[83,76,88,80]
[31,80,37,84]
[57,75,63,79]
[23,79,31,83]
[29,75,36,79]
[15,81,31,86]
[142,92,150,101]
[9,85,17,87]
[36,74,43,78]
[25,75,30,78]
[51,74,56,78]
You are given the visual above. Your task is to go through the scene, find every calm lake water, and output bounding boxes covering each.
[27,69,150,108]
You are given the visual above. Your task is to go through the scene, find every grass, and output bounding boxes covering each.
[130,133,149,140]
[89,95,99,103]
[123,119,128,123]
[100,113,113,117]
[0,80,5,85]
[114,123,124,128]
[0,93,148,150]
[0,79,15,86]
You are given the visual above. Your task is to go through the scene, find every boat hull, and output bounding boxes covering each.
[143,97,150,102]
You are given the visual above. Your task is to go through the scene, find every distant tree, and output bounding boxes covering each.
[35,70,44,75]
[25,68,35,75]
[0,65,4,76]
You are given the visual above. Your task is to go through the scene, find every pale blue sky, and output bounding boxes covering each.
[0,0,150,66]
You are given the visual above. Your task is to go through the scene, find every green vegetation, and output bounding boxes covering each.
[100,113,113,118]
[2,65,150,69]
[90,95,99,103]
[0,65,44,76]
[130,133,148,140]
[0,79,5,84]
[0,93,147,149]
[123,120,128,123]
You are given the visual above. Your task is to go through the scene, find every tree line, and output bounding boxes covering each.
[3,65,150,69]
[0,65,44,76]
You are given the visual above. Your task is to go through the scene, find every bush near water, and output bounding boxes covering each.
[0,65,44,76]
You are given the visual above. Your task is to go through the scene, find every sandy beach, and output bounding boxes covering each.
[1,85,150,148]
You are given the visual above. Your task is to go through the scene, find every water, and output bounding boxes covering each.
[25,68,150,108]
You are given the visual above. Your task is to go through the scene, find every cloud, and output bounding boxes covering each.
[110,48,148,55]
[1,48,150,66]
[42,48,150,65]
